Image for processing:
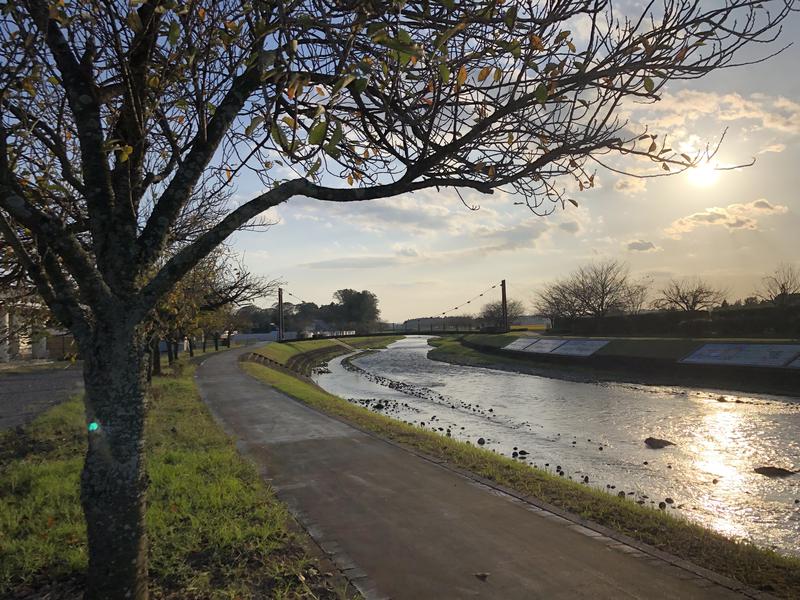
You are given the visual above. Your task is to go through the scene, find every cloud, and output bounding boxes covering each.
[299,218,550,269]
[300,255,410,269]
[472,219,550,252]
[614,177,647,197]
[758,143,786,155]
[558,221,581,234]
[665,199,788,239]
[289,188,502,238]
[625,239,661,252]
[634,91,800,135]
[392,244,420,257]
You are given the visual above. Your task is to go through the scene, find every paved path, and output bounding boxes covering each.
[196,348,756,600]
[0,366,83,430]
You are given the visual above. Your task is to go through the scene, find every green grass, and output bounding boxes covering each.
[242,355,800,599]
[256,336,403,366]
[0,363,352,599]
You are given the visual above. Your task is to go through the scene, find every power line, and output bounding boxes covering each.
[283,289,308,305]
[428,281,502,319]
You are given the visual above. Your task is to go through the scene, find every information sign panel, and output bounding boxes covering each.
[521,339,567,353]
[681,343,800,367]
[503,338,539,352]
[552,340,610,357]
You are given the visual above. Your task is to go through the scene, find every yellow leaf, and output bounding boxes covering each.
[477,66,491,82]
[347,174,354,186]
[456,65,467,90]
[529,34,544,51]
[198,7,206,20]
[282,116,296,128]
[226,168,233,181]
[493,68,502,82]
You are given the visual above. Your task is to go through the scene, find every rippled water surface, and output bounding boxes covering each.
[313,336,800,556]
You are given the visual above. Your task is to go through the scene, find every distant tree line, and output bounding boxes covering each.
[236,289,380,335]
[531,260,800,337]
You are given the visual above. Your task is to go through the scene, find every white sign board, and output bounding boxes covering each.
[503,338,539,352]
[521,339,567,353]
[552,340,610,357]
[681,343,800,368]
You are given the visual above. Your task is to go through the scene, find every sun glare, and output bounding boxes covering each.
[687,162,721,187]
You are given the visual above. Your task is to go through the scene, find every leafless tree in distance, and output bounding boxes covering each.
[480,298,525,328]
[759,263,800,306]
[534,259,646,320]
[655,277,727,312]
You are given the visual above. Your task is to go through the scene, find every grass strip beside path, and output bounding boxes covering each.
[0,360,352,599]
[255,336,404,367]
[241,348,800,599]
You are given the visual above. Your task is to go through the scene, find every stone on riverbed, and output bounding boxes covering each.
[754,466,797,478]
[644,437,675,449]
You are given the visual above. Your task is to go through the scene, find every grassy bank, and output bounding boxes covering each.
[255,335,403,366]
[428,335,800,398]
[0,361,352,599]
[242,346,800,598]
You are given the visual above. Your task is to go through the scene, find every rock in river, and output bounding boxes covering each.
[644,437,675,449]
[754,466,798,478]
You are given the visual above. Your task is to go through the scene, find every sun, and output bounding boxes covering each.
[687,161,720,187]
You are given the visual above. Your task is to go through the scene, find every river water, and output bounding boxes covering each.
[312,336,800,557]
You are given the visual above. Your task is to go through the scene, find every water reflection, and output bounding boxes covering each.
[313,336,800,556]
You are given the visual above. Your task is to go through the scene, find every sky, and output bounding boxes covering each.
[229,5,800,323]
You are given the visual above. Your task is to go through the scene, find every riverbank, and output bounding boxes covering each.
[428,334,800,398]
[0,359,352,599]
[255,335,404,376]
[242,338,800,598]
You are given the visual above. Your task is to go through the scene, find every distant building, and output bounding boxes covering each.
[0,305,53,362]
[512,315,550,328]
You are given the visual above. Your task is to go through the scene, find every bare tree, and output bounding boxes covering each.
[534,259,645,320]
[625,278,651,316]
[480,299,525,329]
[572,259,633,318]
[0,1,793,596]
[534,279,583,322]
[655,277,727,312]
[759,263,800,306]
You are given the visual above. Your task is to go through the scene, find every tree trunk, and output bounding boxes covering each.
[172,339,179,359]
[202,335,207,353]
[213,333,219,351]
[188,337,194,358]
[166,339,174,365]
[80,325,149,600]
[151,338,161,377]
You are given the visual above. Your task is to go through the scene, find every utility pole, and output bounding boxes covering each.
[277,287,284,342]
[501,279,509,332]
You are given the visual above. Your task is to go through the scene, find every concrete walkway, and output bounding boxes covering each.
[196,348,756,600]
[0,366,83,430]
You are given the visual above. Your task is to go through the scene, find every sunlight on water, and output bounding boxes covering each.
[314,336,800,557]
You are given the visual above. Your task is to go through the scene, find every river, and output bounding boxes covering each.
[312,336,800,557]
